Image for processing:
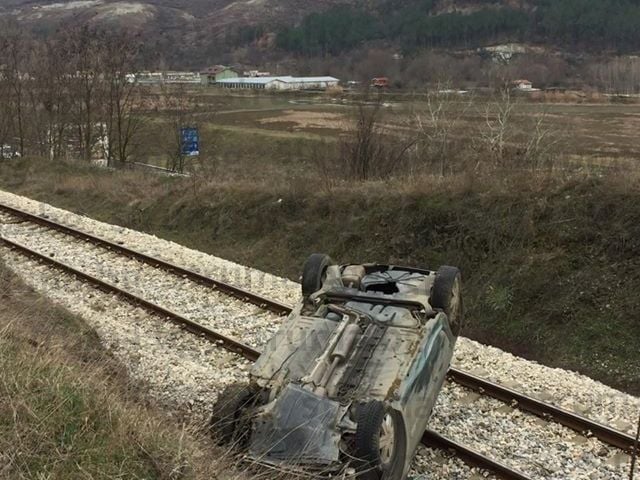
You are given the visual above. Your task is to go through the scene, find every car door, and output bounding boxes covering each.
[398,313,455,450]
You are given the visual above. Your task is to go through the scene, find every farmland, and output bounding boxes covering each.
[132,89,640,178]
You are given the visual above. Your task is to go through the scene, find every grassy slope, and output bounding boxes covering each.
[1,159,638,394]
[0,260,215,479]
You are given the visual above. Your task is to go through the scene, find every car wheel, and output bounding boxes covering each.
[301,253,333,299]
[430,265,464,336]
[209,382,257,445]
[354,401,407,480]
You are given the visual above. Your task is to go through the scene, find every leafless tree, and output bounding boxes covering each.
[65,27,105,162]
[521,111,560,170]
[588,57,640,94]
[102,33,143,166]
[0,25,30,156]
[0,65,11,151]
[0,25,145,164]
[161,84,197,173]
[478,87,561,172]
[481,86,515,166]
[413,84,472,176]
[339,94,414,181]
[27,37,74,160]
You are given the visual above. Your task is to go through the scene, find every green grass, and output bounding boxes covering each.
[1,158,638,394]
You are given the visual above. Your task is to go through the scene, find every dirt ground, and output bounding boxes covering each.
[257,109,347,131]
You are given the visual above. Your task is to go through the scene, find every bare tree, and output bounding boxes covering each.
[521,110,560,170]
[102,33,143,166]
[161,84,197,173]
[0,25,144,164]
[481,86,515,167]
[337,95,415,181]
[0,64,11,151]
[478,87,561,172]
[27,37,74,160]
[588,57,640,94]
[65,27,105,162]
[0,25,30,157]
[413,85,472,176]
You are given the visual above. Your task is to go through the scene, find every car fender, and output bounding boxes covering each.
[394,313,456,464]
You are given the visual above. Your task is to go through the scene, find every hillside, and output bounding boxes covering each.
[0,0,346,66]
[2,0,640,69]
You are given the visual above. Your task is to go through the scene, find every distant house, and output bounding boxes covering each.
[216,76,339,91]
[371,77,390,88]
[200,65,239,85]
[513,79,533,91]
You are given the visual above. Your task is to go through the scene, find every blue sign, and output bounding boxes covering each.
[180,127,200,156]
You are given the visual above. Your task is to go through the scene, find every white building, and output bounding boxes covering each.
[135,72,164,85]
[133,71,202,85]
[217,76,340,90]
[164,71,201,84]
[513,79,533,91]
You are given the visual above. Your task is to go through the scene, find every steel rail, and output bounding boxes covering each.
[0,236,261,361]
[421,430,531,480]
[1,201,635,453]
[0,234,529,480]
[448,368,637,453]
[0,203,291,315]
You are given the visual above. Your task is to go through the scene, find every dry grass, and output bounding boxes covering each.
[0,263,218,479]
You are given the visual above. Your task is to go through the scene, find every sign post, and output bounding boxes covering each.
[180,127,200,156]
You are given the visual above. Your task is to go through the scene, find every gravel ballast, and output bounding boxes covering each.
[0,189,638,479]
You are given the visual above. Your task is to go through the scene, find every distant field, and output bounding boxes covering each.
[135,89,640,173]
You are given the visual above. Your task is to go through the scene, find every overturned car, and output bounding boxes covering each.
[210,254,463,480]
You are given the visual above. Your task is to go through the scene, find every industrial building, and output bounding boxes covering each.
[216,76,340,90]
[200,65,239,85]
[135,72,164,85]
[133,71,200,85]
[165,72,201,84]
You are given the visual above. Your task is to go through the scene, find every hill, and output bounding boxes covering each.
[2,0,640,75]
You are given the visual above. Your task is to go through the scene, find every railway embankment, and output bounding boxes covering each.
[0,262,215,478]
[1,188,638,478]
[1,159,638,395]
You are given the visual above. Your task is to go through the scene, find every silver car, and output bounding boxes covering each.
[210,254,463,480]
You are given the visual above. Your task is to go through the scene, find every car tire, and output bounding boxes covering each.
[301,253,333,299]
[209,382,257,445]
[354,401,407,480]
[430,265,464,336]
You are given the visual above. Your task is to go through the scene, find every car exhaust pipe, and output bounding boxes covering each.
[317,323,361,392]
[304,307,362,395]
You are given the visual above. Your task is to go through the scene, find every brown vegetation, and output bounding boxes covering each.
[0,25,142,166]
[0,262,215,479]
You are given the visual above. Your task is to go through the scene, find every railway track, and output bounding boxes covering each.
[0,201,636,479]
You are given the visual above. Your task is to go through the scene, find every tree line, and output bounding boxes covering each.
[0,24,141,166]
[275,0,640,56]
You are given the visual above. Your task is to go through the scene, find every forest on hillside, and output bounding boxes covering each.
[273,0,640,56]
